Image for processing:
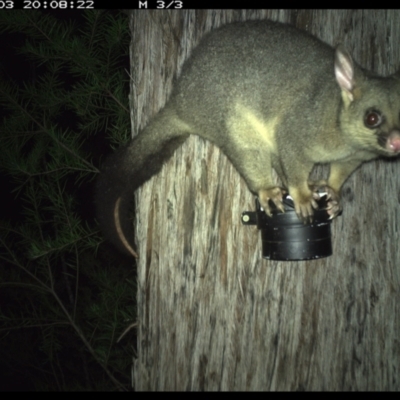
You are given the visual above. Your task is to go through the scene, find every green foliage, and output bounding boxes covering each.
[0,10,135,391]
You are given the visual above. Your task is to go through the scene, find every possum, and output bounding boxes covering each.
[95,19,400,257]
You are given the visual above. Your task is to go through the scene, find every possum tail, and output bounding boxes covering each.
[95,107,191,257]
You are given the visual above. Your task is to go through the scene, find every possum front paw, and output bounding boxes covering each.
[258,187,287,216]
[308,183,342,219]
[324,186,342,219]
[290,187,320,223]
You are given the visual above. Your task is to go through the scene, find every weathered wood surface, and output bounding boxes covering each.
[131,10,400,390]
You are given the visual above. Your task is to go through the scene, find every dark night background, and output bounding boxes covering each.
[0,9,134,391]
[0,11,93,241]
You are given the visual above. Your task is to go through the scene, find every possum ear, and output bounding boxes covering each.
[334,45,356,104]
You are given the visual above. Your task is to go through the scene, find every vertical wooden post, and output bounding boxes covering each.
[130,10,400,390]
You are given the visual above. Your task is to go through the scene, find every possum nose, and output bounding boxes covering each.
[387,130,400,153]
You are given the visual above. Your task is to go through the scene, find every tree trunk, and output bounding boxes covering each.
[130,9,400,390]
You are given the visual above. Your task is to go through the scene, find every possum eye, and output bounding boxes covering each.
[364,109,383,129]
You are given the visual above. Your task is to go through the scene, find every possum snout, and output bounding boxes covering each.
[386,130,400,153]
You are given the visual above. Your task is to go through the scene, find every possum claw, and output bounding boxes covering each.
[324,187,342,218]
[310,184,342,218]
[291,188,320,224]
[258,187,287,215]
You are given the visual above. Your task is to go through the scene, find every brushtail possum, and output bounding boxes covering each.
[96,20,400,257]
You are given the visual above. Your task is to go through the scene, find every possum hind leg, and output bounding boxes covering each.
[222,146,286,215]
[222,108,286,215]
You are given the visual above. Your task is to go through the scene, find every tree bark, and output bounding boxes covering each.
[130,9,400,390]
